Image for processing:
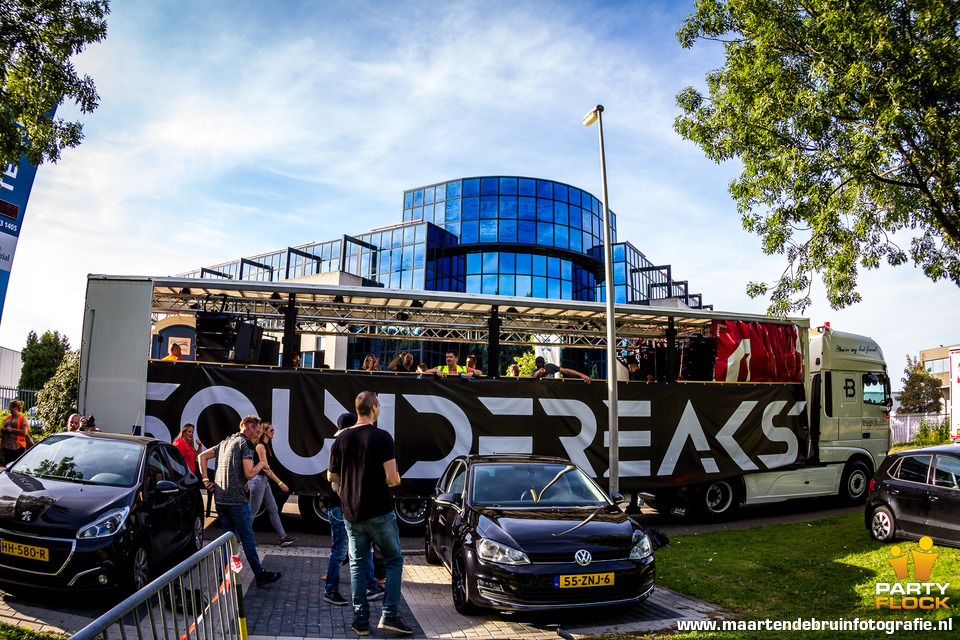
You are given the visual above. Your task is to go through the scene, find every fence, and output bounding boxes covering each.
[0,387,41,427]
[889,412,948,444]
[71,533,246,640]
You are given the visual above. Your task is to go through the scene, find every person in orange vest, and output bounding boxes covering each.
[1,400,30,465]
[161,343,183,361]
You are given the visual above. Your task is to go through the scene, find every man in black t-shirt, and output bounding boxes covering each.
[328,391,410,636]
[532,355,592,383]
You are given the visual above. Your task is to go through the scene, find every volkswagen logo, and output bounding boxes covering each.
[574,549,592,566]
[20,511,32,522]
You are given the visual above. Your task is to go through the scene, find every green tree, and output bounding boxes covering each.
[675,0,960,315]
[35,350,79,434]
[899,355,942,414]
[19,330,70,390]
[0,0,109,167]
[514,351,537,377]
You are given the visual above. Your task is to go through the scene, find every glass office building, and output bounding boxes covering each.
[181,176,710,372]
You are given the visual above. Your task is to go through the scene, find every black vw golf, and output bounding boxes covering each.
[0,432,203,593]
[425,454,656,613]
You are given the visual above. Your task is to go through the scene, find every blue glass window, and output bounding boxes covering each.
[500,252,515,273]
[321,243,331,259]
[615,285,627,304]
[423,204,433,222]
[581,209,592,232]
[446,199,461,223]
[614,261,625,284]
[414,223,423,244]
[414,244,425,269]
[548,278,561,299]
[435,185,445,202]
[482,252,498,273]
[568,188,580,206]
[613,244,625,261]
[403,210,412,223]
[583,231,593,251]
[462,197,479,220]
[519,178,536,196]
[533,276,547,298]
[537,180,553,199]
[463,178,480,197]
[401,270,413,289]
[537,222,553,245]
[499,196,517,218]
[554,201,568,225]
[466,253,481,274]
[412,268,424,288]
[412,206,423,220]
[391,230,402,248]
[461,220,479,243]
[482,275,498,294]
[537,199,553,222]
[555,224,568,249]
[413,190,424,207]
[403,225,415,245]
[499,219,517,243]
[561,280,572,299]
[446,181,461,200]
[518,197,536,220]
[516,253,531,274]
[480,196,498,219]
[499,275,514,296]
[466,275,481,292]
[499,177,517,195]
[391,250,402,271]
[532,254,546,276]
[425,187,435,205]
[562,260,572,281]
[481,178,499,195]
[518,220,536,243]
[516,275,532,297]
[480,219,497,242]
[554,183,567,202]
[404,192,413,209]
[445,222,460,236]
[437,207,448,226]
[548,257,561,278]
[402,246,413,270]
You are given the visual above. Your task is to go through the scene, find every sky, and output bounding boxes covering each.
[2,0,958,389]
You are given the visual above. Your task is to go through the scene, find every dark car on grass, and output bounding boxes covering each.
[0,432,203,593]
[425,454,656,613]
[865,444,960,548]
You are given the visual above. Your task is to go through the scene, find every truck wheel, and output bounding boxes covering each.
[394,498,427,531]
[698,479,740,520]
[297,495,331,533]
[840,461,870,504]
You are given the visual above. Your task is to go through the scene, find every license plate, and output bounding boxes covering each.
[554,572,614,588]
[1,539,49,561]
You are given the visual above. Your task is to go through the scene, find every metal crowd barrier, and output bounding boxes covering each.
[72,533,247,640]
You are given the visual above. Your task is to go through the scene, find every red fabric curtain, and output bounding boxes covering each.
[714,320,802,382]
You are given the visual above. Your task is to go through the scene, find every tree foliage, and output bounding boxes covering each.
[898,354,942,414]
[675,0,960,314]
[19,330,70,390]
[0,0,109,166]
[514,351,537,377]
[35,349,79,435]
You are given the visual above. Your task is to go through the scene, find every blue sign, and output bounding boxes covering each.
[0,155,41,323]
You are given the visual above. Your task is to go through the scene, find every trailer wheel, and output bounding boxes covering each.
[297,495,331,533]
[840,461,870,504]
[394,498,427,531]
[697,479,740,520]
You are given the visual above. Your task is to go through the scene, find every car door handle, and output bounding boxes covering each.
[929,496,939,502]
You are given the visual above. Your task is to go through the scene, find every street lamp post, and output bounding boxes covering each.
[582,104,619,495]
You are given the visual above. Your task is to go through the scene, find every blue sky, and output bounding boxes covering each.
[3,0,957,387]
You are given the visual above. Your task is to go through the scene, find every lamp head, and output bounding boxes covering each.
[582,104,604,126]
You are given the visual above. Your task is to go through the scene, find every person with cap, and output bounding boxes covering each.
[323,412,384,607]
[532,356,592,383]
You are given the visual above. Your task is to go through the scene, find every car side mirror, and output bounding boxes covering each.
[434,492,457,506]
[610,492,627,505]
[156,480,179,495]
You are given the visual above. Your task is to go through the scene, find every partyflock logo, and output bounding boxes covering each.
[875,537,950,610]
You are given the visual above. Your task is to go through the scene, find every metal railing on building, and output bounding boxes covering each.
[71,533,246,640]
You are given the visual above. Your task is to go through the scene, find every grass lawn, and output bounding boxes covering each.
[593,511,959,639]
[0,624,63,640]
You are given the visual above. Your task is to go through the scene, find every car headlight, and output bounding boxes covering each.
[630,531,653,560]
[476,537,530,565]
[78,507,130,539]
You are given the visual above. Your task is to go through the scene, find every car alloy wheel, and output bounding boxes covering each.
[451,550,477,614]
[130,545,150,591]
[870,506,896,542]
[191,514,204,552]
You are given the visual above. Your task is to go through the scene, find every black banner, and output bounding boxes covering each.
[147,363,808,496]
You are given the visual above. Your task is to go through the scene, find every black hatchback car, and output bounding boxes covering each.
[0,432,203,593]
[425,454,656,613]
[865,444,960,548]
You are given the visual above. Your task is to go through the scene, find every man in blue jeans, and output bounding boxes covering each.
[324,412,383,606]
[328,392,410,636]
[198,415,281,587]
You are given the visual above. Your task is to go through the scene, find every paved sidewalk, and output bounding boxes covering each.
[0,543,727,639]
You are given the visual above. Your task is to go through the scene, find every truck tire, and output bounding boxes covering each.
[840,461,870,504]
[697,479,740,521]
[297,495,331,533]
[394,497,427,532]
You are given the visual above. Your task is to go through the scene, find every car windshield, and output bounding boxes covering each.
[470,462,610,507]
[10,435,144,487]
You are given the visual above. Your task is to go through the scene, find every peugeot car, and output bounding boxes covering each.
[0,432,203,593]
[865,444,960,548]
[425,454,656,613]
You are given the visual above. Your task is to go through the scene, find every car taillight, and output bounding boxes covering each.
[868,479,875,496]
